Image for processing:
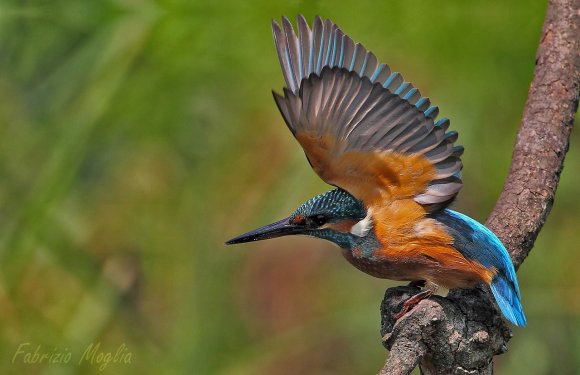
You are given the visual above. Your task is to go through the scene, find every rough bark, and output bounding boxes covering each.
[379,0,580,373]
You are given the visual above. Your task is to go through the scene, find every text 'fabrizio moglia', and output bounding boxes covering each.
[12,342,132,371]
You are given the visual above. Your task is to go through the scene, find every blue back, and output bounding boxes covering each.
[433,209,527,326]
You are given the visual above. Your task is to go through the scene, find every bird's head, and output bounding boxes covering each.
[226,189,370,248]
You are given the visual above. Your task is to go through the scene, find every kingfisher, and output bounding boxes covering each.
[226,15,526,326]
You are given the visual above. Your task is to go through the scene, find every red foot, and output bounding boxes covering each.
[394,290,433,320]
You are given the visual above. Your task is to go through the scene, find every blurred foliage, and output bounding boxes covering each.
[0,0,578,374]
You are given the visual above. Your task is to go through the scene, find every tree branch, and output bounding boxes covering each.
[379,0,580,373]
[486,0,580,269]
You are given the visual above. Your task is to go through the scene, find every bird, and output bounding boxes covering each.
[226,15,526,326]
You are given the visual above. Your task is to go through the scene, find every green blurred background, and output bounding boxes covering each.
[0,0,578,374]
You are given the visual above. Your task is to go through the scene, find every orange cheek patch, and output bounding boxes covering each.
[323,219,359,233]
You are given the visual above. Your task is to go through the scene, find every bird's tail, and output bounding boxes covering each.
[490,273,527,327]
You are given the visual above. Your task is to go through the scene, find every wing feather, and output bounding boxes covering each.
[384,72,403,91]
[281,18,301,91]
[297,16,311,78]
[372,64,392,83]
[415,97,431,111]
[272,16,463,210]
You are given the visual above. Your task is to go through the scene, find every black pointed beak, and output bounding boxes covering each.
[225,217,303,245]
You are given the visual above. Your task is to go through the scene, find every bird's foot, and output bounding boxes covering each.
[394,290,433,320]
[394,281,438,320]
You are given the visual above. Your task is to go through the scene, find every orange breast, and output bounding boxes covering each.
[344,200,495,289]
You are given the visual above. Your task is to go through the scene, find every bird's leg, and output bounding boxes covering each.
[394,281,438,320]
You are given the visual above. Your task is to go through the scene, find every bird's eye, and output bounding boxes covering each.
[311,214,327,226]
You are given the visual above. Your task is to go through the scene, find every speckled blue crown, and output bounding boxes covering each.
[290,188,366,222]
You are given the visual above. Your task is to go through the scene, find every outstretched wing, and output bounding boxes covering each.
[272,16,463,210]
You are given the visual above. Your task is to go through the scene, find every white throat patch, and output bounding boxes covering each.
[350,209,373,237]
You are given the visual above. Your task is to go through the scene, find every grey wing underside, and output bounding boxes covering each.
[272,16,464,209]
